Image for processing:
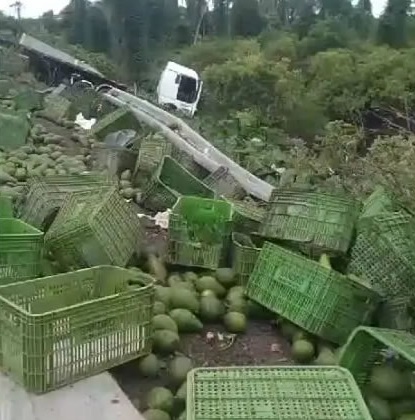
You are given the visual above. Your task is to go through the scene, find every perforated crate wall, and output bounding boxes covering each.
[0,266,154,393]
[227,198,266,234]
[231,233,261,285]
[19,174,117,230]
[203,166,246,200]
[186,366,372,420]
[45,188,144,269]
[245,242,381,344]
[142,156,214,212]
[259,190,361,255]
[167,197,233,269]
[91,144,138,177]
[348,212,415,330]
[0,218,43,285]
[339,326,415,390]
[360,186,396,219]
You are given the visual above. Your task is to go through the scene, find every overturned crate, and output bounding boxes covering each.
[187,366,372,420]
[245,242,381,344]
[91,106,141,140]
[19,174,117,231]
[203,166,246,200]
[259,190,361,256]
[167,197,233,269]
[141,156,214,212]
[45,187,144,270]
[339,326,415,393]
[41,93,71,122]
[0,218,43,285]
[226,198,266,234]
[135,133,208,180]
[348,211,415,330]
[0,266,154,393]
[92,128,140,176]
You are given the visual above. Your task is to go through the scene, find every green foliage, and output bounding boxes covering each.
[20,0,415,210]
[377,0,412,47]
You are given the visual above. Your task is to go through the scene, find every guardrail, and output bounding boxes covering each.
[103,89,274,202]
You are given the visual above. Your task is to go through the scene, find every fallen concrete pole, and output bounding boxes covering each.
[104,89,274,202]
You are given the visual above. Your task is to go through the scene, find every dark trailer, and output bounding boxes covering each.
[18,33,126,91]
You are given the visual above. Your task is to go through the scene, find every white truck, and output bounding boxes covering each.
[157,61,203,117]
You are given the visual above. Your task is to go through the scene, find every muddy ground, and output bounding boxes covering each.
[111,321,292,413]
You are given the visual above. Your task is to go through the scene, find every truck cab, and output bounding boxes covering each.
[157,61,203,117]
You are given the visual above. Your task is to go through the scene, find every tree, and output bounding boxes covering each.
[377,0,411,47]
[213,0,229,36]
[68,0,88,45]
[231,0,264,37]
[85,4,110,52]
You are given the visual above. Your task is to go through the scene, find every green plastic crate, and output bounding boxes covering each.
[361,186,396,219]
[0,195,13,217]
[91,143,138,177]
[91,106,141,140]
[135,133,208,180]
[42,93,71,122]
[0,266,154,393]
[19,174,117,230]
[231,233,261,285]
[0,108,31,151]
[245,242,381,344]
[203,166,246,200]
[167,197,233,269]
[348,212,415,330]
[339,326,415,390]
[135,133,172,175]
[142,156,214,212]
[0,218,43,285]
[45,188,144,270]
[259,190,361,255]
[226,198,266,234]
[186,366,373,420]
[174,150,209,181]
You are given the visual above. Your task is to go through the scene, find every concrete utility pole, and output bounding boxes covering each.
[10,1,23,20]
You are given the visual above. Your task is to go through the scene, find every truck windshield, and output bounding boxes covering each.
[177,75,198,104]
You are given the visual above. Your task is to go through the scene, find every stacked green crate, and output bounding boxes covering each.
[19,174,116,230]
[45,187,144,269]
[186,366,372,420]
[348,212,415,330]
[246,242,381,344]
[0,218,43,285]
[142,156,214,212]
[0,266,154,393]
[259,190,361,255]
[167,197,233,269]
